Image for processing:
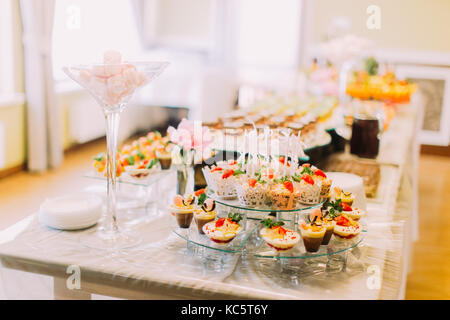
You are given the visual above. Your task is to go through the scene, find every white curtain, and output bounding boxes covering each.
[20,0,62,172]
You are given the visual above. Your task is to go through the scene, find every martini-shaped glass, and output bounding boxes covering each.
[63,55,169,250]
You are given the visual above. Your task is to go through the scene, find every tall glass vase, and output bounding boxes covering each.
[176,149,194,196]
[63,61,169,250]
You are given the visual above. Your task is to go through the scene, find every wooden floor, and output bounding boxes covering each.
[0,141,449,299]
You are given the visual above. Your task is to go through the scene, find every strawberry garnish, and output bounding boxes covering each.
[137,164,146,169]
[211,167,223,173]
[302,163,311,167]
[271,225,287,236]
[313,169,327,179]
[283,181,294,193]
[248,178,257,188]
[335,215,351,226]
[194,189,205,196]
[301,174,314,185]
[215,218,225,228]
[341,202,352,211]
[279,157,290,167]
[228,160,237,165]
[221,169,234,179]
[264,168,274,179]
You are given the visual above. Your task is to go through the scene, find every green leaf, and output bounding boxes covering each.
[137,150,145,160]
[197,193,207,205]
[233,169,245,176]
[301,166,314,176]
[228,212,243,223]
[146,158,159,169]
[292,174,301,183]
[127,155,135,166]
[93,153,105,162]
[260,218,284,228]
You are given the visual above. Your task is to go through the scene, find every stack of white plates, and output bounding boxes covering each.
[39,193,102,230]
[326,172,367,211]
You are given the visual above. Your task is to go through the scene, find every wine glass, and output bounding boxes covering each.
[63,55,169,250]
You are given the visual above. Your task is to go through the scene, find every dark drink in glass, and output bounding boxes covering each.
[350,115,380,159]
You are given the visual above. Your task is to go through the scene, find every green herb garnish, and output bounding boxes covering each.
[93,153,105,162]
[233,169,245,176]
[127,155,135,166]
[146,158,159,169]
[301,166,314,176]
[260,218,284,228]
[137,150,145,160]
[197,193,207,206]
[292,174,302,183]
[228,212,243,223]
[322,199,343,219]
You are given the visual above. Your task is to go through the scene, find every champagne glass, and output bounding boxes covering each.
[63,55,169,250]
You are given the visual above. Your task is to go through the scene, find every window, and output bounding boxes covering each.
[52,0,143,81]
[0,0,15,94]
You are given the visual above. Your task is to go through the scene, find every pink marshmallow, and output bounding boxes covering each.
[103,50,122,65]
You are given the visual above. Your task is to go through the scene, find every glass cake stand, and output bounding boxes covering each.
[206,189,325,230]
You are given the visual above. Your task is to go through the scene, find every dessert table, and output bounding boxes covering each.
[0,100,422,300]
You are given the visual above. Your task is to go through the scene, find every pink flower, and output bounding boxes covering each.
[167,118,213,156]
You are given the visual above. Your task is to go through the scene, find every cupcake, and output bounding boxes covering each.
[334,187,355,206]
[269,179,301,210]
[333,213,361,239]
[202,165,242,199]
[259,218,300,251]
[295,173,321,205]
[340,202,364,221]
[299,216,326,252]
[203,213,243,244]
[234,176,268,207]
[194,199,216,234]
[312,167,332,200]
[168,194,195,228]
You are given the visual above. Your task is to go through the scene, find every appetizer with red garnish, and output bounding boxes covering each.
[269,177,301,210]
[311,166,332,200]
[293,164,322,205]
[202,165,244,199]
[234,176,268,207]
[333,213,361,239]
[202,213,243,244]
[259,218,300,251]
[340,202,364,221]
[124,158,160,179]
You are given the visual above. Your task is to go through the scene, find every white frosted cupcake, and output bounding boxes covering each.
[296,176,321,205]
[202,165,240,199]
[234,176,268,207]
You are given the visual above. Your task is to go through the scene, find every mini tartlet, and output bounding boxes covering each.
[259,219,300,251]
[202,213,243,244]
[334,187,355,206]
[202,165,243,199]
[124,158,160,179]
[333,213,361,239]
[340,202,364,221]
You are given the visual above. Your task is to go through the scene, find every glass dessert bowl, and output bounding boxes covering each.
[63,51,169,250]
